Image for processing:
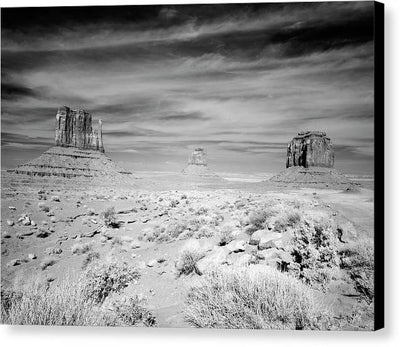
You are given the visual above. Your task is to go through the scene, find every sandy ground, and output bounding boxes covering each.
[1,171,374,328]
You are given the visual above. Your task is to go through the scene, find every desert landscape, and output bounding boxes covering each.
[1,3,377,331]
[1,107,374,330]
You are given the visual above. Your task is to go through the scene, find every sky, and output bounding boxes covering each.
[1,2,376,174]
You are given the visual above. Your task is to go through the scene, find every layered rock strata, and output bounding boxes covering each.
[55,106,104,152]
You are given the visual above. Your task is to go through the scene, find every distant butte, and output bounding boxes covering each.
[271,131,349,185]
[286,131,334,169]
[182,148,220,178]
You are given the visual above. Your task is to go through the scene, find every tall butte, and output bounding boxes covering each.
[11,106,132,181]
[271,131,349,185]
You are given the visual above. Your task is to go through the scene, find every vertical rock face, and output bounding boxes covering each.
[286,131,334,168]
[188,148,207,166]
[55,106,104,152]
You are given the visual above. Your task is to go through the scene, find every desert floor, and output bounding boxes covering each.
[1,172,374,329]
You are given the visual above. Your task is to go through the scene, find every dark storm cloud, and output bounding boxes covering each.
[1,2,375,173]
[1,82,38,100]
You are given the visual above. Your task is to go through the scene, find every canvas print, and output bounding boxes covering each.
[1,2,383,330]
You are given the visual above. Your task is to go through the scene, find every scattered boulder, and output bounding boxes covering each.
[36,229,51,238]
[46,247,62,255]
[147,259,158,268]
[8,259,23,266]
[197,247,228,274]
[337,221,357,243]
[227,239,246,253]
[38,202,50,212]
[257,232,282,250]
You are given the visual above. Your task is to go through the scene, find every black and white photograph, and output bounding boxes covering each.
[1,1,384,332]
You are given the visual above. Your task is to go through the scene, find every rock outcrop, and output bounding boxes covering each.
[286,131,334,169]
[271,131,349,186]
[55,106,104,152]
[10,106,132,183]
[182,148,219,178]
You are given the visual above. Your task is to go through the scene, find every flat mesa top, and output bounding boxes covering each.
[296,131,327,138]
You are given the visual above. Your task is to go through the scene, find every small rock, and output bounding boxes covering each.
[90,219,98,224]
[51,195,60,202]
[30,220,37,226]
[7,220,14,226]
[8,259,22,266]
[38,202,50,212]
[227,240,246,253]
[258,232,283,250]
[21,230,35,237]
[8,206,17,211]
[249,229,265,246]
[3,232,11,239]
[28,253,37,260]
[22,219,31,226]
[147,259,158,267]
[46,247,62,255]
[50,216,57,223]
[337,222,357,243]
[36,229,51,238]
[82,230,99,238]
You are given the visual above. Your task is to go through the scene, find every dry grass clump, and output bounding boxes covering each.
[274,211,302,232]
[218,226,235,246]
[288,214,339,290]
[339,238,374,303]
[81,251,100,269]
[1,271,155,327]
[82,261,140,304]
[71,242,93,255]
[140,213,222,243]
[184,266,332,330]
[175,241,205,277]
[1,279,100,326]
[106,296,156,327]
[246,207,277,235]
[40,256,58,270]
[101,207,119,228]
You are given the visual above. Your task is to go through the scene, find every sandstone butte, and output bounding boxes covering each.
[9,106,132,182]
[271,131,350,185]
[182,148,220,178]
